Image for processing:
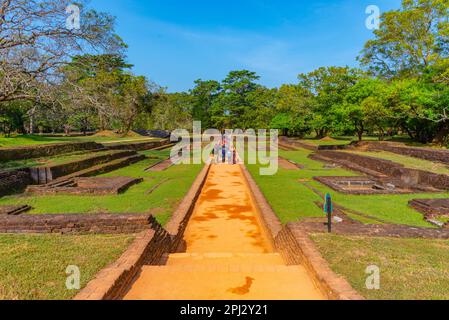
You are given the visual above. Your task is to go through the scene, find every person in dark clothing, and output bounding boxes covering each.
[222,143,226,163]
[232,146,237,164]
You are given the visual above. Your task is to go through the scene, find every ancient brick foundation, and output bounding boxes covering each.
[279,136,349,151]
[0,169,32,196]
[279,136,317,151]
[74,224,172,300]
[409,199,449,228]
[0,205,32,215]
[27,177,143,196]
[165,164,211,252]
[240,164,283,245]
[104,139,170,151]
[29,150,137,184]
[0,214,157,234]
[314,176,413,195]
[314,150,449,191]
[355,141,449,165]
[0,142,102,161]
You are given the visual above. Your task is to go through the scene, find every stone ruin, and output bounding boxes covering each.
[409,199,449,228]
[0,205,32,215]
[314,176,413,195]
[26,177,143,196]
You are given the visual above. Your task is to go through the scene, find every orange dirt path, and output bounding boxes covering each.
[124,164,325,300]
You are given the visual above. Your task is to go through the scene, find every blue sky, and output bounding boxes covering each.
[92,0,401,92]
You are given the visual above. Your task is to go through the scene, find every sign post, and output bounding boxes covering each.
[324,193,333,233]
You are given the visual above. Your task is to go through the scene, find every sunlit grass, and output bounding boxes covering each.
[0,150,202,226]
[248,148,449,227]
[312,234,449,300]
[0,233,134,300]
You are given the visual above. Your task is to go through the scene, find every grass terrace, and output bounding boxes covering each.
[311,234,449,300]
[0,150,203,226]
[344,150,449,176]
[247,147,449,227]
[0,233,134,300]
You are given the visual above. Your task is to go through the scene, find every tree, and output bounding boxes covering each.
[360,0,449,78]
[210,70,263,130]
[190,79,221,128]
[298,67,361,138]
[150,91,193,131]
[0,0,125,103]
[338,78,390,141]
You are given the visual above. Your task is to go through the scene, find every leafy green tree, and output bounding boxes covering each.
[337,78,390,141]
[214,70,261,129]
[190,80,221,128]
[360,0,449,78]
[298,67,361,137]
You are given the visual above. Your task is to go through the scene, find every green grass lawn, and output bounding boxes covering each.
[0,233,134,300]
[247,148,449,227]
[345,150,449,176]
[0,150,203,226]
[0,134,157,148]
[311,234,449,300]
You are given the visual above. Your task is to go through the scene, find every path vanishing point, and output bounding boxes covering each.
[124,164,324,300]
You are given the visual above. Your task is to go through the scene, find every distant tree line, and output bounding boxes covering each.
[0,0,448,146]
[181,0,449,145]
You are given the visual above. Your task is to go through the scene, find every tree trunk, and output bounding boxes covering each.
[433,122,449,146]
[28,108,35,134]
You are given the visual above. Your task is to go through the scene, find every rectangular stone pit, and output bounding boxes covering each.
[314,176,412,195]
[26,177,143,196]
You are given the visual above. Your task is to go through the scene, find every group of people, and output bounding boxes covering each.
[211,137,237,165]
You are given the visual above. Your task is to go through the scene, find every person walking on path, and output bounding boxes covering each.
[214,143,220,164]
[222,142,226,163]
[232,146,237,164]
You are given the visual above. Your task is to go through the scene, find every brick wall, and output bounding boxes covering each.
[0,214,158,234]
[279,137,317,151]
[240,164,282,245]
[275,223,364,300]
[0,142,101,161]
[358,142,449,164]
[74,222,172,300]
[35,150,136,183]
[165,164,211,252]
[0,169,32,196]
[104,139,170,151]
[316,150,449,190]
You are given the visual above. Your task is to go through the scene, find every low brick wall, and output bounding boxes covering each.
[74,224,172,300]
[30,150,136,184]
[104,139,170,151]
[0,214,157,234]
[279,137,317,151]
[0,169,32,196]
[0,142,101,161]
[165,164,211,252]
[279,137,349,151]
[240,164,283,245]
[275,223,364,300]
[75,165,211,300]
[357,141,449,164]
